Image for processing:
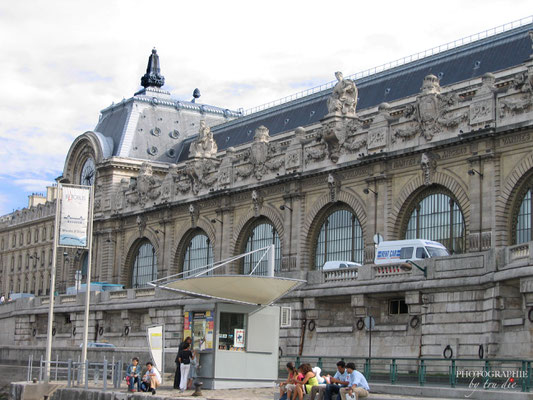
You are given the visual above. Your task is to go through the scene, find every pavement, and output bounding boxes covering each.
[123,386,457,399]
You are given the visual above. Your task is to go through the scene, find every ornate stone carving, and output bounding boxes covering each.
[327,173,339,202]
[327,71,358,116]
[420,152,438,186]
[160,164,178,202]
[189,204,199,227]
[394,75,468,142]
[499,67,533,117]
[251,190,263,217]
[186,158,219,195]
[136,215,146,237]
[469,73,497,126]
[126,163,162,207]
[112,178,129,213]
[235,126,284,180]
[189,121,218,159]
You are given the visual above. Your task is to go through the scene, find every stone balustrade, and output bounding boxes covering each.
[324,267,359,282]
[507,242,531,262]
[373,263,411,278]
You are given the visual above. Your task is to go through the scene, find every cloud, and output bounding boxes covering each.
[0,0,531,214]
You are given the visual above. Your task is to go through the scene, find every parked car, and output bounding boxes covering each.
[322,261,362,271]
[374,239,449,265]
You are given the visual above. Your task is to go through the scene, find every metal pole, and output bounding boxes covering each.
[67,359,72,387]
[84,360,89,389]
[103,359,108,391]
[45,183,62,381]
[81,184,95,383]
[39,355,43,382]
[268,244,275,277]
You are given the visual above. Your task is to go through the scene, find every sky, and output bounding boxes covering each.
[0,1,531,216]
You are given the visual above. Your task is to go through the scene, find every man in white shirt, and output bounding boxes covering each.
[142,361,162,395]
[339,362,370,399]
[320,360,350,400]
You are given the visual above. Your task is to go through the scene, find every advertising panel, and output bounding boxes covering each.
[59,185,91,248]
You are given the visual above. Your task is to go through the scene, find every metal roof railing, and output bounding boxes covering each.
[243,15,533,116]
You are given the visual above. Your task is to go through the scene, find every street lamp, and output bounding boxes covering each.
[400,260,427,278]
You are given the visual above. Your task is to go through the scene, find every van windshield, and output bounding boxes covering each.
[426,246,449,257]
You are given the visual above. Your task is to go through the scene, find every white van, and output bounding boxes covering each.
[322,261,362,271]
[374,239,449,265]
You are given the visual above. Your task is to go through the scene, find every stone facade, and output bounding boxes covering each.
[1,27,533,361]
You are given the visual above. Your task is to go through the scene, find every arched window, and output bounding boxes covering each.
[131,241,157,288]
[403,191,465,253]
[243,220,281,275]
[182,232,213,277]
[514,184,533,244]
[315,208,364,269]
[81,252,88,277]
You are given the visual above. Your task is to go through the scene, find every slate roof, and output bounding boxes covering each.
[177,23,533,162]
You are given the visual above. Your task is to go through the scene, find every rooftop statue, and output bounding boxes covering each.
[327,71,358,116]
[189,121,218,159]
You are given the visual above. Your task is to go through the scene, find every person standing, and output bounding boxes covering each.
[174,336,192,389]
[178,342,194,392]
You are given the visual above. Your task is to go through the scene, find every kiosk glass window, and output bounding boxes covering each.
[218,312,246,351]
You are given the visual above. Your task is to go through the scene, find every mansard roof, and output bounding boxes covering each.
[176,23,533,162]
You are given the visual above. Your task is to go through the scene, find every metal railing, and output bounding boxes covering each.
[243,15,533,116]
[33,355,124,390]
[279,355,532,393]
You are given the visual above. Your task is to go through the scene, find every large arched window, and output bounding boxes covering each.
[403,190,465,253]
[182,231,213,277]
[131,241,157,288]
[315,208,364,269]
[514,185,532,244]
[243,220,281,275]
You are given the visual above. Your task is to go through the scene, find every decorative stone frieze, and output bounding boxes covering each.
[235,126,284,180]
[125,163,162,207]
[394,75,468,142]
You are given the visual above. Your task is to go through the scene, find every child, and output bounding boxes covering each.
[126,357,140,392]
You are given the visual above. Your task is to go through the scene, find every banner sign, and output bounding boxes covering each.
[147,325,164,374]
[59,185,91,248]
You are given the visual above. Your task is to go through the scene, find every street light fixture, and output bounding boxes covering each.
[363,187,378,196]
[279,205,293,212]
[399,260,427,278]
[468,169,483,178]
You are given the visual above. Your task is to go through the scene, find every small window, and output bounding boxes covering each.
[42,228,46,242]
[400,247,413,259]
[218,312,246,351]
[389,299,408,315]
[416,247,428,259]
[280,307,292,328]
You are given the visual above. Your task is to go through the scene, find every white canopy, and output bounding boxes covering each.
[158,275,304,306]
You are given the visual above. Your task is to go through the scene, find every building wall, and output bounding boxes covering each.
[1,46,533,361]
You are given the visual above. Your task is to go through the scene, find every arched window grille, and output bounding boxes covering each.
[131,241,157,288]
[243,220,281,275]
[315,208,364,269]
[81,252,88,277]
[403,192,465,253]
[515,187,532,244]
[183,232,213,277]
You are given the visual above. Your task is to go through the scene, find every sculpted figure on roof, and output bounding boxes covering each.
[189,120,218,159]
[327,71,358,116]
